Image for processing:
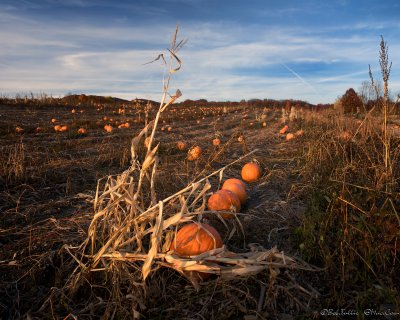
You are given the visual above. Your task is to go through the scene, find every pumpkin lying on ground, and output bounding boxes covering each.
[104,124,113,133]
[176,141,187,150]
[222,179,247,204]
[241,162,262,183]
[15,126,24,134]
[187,146,202,161]
[286,133,295,141]
[170,222,223,280]
[212,138,221,146]
[208,189,241,219]
[77,128,87,134]
[279,125,289,134]
[170,222,223,257]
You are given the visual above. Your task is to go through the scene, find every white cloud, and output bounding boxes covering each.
[1,8,399,104]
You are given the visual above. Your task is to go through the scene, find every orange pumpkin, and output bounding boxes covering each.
[170,223,223,257]
[279,125,289,134]
[222,179,247,204]
[77,128,87,134]
[176,141,187,150]
[212,138,221,146]
[51,118,57,123]
[286,133,295,141]
[59,125,68,132]
[54,125,61,132]
[104,124,113,133]
[187,146,202,161]
[241,163,262,183]
[208,189,241,218]
[15,126,24,134]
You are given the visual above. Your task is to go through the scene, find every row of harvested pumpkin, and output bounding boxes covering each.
[170,162,262,274]
[207,163,261,218]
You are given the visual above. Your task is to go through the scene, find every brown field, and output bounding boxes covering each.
[1,97,399,319]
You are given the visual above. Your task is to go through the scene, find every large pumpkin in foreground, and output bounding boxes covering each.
[170,223,223,257]
[241,163,262,183]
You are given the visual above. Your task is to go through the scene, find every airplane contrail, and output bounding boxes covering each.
[280,62,323,101]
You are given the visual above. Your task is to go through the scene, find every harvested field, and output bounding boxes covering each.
[0,97,321,318]
[2,96,399,319]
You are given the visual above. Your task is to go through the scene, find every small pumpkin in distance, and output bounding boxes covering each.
[212,138,221,146]
[176,141,187,150]
[286,133,295,141]
[279,125,289,134]
[104,124,113,133]
[187,146,202,161]
[241,162,262,183]
[15,126,24,134]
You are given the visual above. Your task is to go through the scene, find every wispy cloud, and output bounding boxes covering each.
[1,2,399,103]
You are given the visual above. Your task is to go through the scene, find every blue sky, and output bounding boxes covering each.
[1,0,399,104]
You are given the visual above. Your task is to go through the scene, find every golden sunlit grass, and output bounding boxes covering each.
[294,37,400,311]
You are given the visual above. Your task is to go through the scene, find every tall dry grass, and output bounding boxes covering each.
[295,37,400,311]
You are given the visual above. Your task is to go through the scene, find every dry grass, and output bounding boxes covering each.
[296,110,400,310]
